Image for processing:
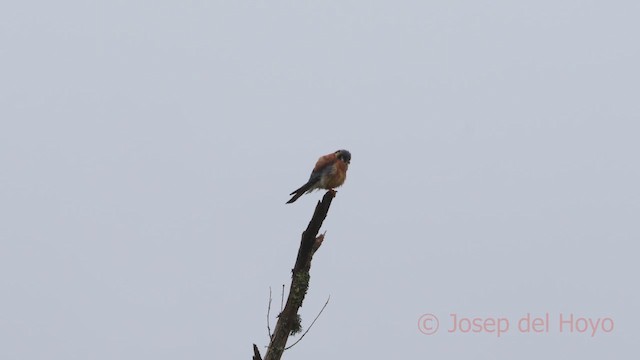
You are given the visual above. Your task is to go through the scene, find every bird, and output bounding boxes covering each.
[286,149,351,204]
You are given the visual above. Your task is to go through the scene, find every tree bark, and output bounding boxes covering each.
[253,190,336,360]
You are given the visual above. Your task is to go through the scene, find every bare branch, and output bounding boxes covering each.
[285,295,331,350]
[267,287,273,340]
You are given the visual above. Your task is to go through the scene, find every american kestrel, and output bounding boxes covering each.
[286,149,351,204]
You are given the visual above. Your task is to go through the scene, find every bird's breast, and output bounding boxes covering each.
[321,162,348,189]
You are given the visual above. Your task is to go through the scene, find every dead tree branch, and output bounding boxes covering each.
[252,190,336,360]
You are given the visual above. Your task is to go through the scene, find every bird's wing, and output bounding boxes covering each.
[288,179,316,196]
[287,177,319,203]
[311,153,337,175]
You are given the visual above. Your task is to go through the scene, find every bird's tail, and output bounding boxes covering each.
[286,181,315,204]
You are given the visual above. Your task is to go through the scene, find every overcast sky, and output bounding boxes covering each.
[1,1,638,359]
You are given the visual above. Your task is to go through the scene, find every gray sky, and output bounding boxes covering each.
[1,1,638,359]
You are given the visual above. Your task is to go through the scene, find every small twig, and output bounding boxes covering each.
[267,287,273,339]
[284,295,331,350]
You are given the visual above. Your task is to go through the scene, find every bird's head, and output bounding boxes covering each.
[335,149,351,164]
